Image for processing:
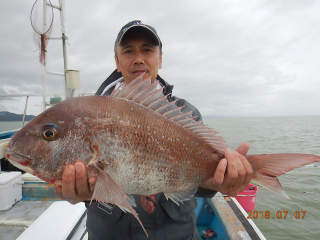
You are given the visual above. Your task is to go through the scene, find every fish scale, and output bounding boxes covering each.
[86,112,214,195]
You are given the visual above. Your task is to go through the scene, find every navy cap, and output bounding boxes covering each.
[115,20,162,50]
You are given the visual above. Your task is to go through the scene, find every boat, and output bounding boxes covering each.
[0,1,266,239]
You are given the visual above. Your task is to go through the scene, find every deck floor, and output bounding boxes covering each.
[0,201,53,240]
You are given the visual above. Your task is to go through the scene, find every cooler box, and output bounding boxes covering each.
[0,171,23,211]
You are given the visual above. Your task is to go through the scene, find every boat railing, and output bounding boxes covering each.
[0,93,63,128]
[0,130,20,140]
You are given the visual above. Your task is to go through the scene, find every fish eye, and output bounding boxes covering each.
[41,127,57,141]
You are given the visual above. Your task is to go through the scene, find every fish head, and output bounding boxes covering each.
[5,99,96,184]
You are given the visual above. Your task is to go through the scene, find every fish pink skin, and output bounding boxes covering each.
[5,74,320,236]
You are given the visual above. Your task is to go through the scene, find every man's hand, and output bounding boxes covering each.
[54,161,96,204]
[200,142,252,197]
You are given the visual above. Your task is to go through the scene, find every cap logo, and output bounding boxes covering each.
[133,21,144,25]
[121,21,145,34]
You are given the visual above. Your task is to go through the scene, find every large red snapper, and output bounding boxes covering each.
[5,74,320,236]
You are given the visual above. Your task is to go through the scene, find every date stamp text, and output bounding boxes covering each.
[247,210,306,219]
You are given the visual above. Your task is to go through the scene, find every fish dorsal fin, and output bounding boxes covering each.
[111,74,227,152]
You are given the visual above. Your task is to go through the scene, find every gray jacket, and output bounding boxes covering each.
[85,70,217,240]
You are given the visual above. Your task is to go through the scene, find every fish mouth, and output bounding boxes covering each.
[5,148,34,174]
[6,148,60,186]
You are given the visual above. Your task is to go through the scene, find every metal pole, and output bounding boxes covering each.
[62,33,69,99]
[42,64,47,111]
[46,71,64,76]
[22,96,29,127]
[46,2,60,10]
[59,0,69,99]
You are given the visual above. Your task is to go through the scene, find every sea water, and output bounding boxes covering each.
[1,116,319,239]
[203,115,320,240]
[0,122,27,132]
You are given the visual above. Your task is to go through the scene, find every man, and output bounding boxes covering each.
[55,20,252,240]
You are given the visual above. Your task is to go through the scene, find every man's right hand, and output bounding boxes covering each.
[54,161,96,204]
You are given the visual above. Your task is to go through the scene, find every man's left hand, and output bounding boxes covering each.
[200,142,252,197]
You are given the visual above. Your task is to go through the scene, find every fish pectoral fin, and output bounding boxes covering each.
[164,187,198,206]
[91,167,148,237]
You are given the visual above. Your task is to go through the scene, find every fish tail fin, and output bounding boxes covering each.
[246,154,320,199]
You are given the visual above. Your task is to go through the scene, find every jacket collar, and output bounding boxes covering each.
[95,69,174,97]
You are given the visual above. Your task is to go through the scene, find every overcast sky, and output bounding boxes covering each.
[1,0,319,117]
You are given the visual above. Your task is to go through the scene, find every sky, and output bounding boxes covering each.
[0,0,319,117]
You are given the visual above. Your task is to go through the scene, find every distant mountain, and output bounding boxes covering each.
[0,111,36,121]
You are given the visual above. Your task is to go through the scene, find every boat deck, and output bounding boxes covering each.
[0,201,53,240]
[0,187,265,240]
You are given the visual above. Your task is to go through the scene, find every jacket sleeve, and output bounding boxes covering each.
[170,96,217,198]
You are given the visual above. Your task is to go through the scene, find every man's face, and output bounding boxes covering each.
[115,32,162,84]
